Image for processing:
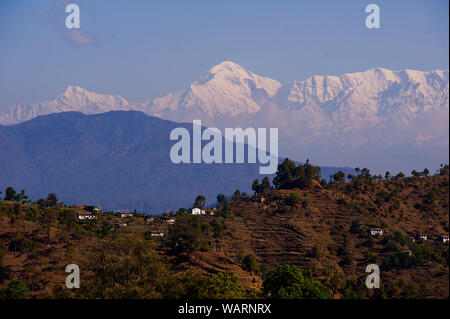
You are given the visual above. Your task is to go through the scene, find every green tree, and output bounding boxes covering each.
[201,272,245,299]
[242,254,258,273]
[261,176,271,191]
[252,179,260,194]
[273,158,321,190]
[216,194,227,206]
[4,187,17,201]
[231,189,241,201]
[194,195,206,208]
[5,279,31,299]
[331,171,346,184]
[263,264,331,299]
[46,193,58,207]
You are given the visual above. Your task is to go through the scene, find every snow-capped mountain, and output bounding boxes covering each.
[0,61,447,172]
[272,68,449,129]
[0,86,135,125]
[145,61,281,122]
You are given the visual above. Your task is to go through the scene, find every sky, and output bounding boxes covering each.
[0,0,448,111]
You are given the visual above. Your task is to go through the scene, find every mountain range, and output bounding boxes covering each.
[1,61,448,173]
[0,111,353,212]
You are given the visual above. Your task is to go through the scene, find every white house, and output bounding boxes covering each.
[77,212,97,220]
[191,208,206,215]
[439,235,449,243]
[114,222,127,227]
[116,211,134,218]
[369,228,383,236]
[416,234,428,241]
[150,231,165,237]
[146,217,154,223]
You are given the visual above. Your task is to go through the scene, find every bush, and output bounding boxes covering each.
[285,192,301,206]
[342,254,354,265]
[242,254,258,273]
[6,279,31,299]
[263,264,331,299]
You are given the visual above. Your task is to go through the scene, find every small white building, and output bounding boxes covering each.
[77,212,97,220]
[114,222,127,227]
[439,235,449,243]
[416,234,428,241]
[369,228,383,236]
[116,211,134,218]
[146,217,154,223]
[150,231,165,237]
[191,208,206,215]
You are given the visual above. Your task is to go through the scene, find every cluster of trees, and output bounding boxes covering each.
[252,177,271,194]
[273,159,321,190]
[2,187,31,204]
[2,186,59,208]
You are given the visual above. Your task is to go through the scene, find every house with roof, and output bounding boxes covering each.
[150,231,165,237]
[116,211,134,218]
[369,228,383,236]
[416,233,428,241]
[439,235,449,243]
[84,205,101,213]
[191,208,206,215]
[77,212,97,220]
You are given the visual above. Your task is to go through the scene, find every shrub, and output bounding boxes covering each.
[263,264,331,299]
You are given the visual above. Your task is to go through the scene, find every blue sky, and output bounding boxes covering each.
[0,0,448,110]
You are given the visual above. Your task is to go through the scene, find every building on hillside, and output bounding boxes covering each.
[369,228,383,236]
[114,222,127,227]
[116,211,134,218]
[191,208,206,215]
[77,212,97,220]
[146,217,154,223]
[163,216,176,224]
[439,235,449,243]
[401,249,413,256]
[84,206,101,213]
[416,234,428,241]
[207,208,216,216]
[150,231,165,237]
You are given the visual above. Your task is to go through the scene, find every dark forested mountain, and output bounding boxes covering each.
[0,111,352,212]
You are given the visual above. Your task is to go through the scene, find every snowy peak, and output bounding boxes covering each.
[147,61,281,118]
[56,85,129,108]
[0,86,132,125]
[273,68,449,119]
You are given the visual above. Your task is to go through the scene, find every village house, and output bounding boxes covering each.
[191,208,206,215]
[150,231,165,237]
[439,235,449,243]
[369,228,383,236]
[163,216,176,224]
[114,222,127,227]
[146,217,154,223]
[116,211,134,218]
[84,205,101,213]
[77,212,97,220]
[416,234,428,241]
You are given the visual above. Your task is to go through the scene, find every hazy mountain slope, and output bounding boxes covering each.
[0,111,353,212]
[0,86,137,125]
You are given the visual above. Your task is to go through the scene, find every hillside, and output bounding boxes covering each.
[0,171,448,299]
[0,111,353,212]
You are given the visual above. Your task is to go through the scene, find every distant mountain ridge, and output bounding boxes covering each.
[1,61,448,172]
[0,111,353,212]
